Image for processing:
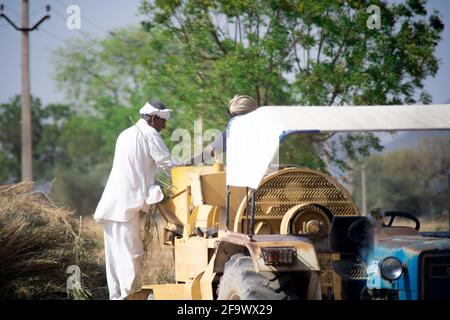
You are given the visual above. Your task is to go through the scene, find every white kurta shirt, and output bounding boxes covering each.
[94,119,172,223]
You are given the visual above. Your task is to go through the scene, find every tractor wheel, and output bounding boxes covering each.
[217,253,302,300]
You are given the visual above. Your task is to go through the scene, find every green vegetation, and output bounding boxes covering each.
[0,0,447,299]
[0,0,445,213]
[353,137,450,219]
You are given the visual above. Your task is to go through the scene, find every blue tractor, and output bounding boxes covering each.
[329,210,450,300]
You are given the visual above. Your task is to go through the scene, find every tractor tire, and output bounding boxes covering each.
[217,253,302,300]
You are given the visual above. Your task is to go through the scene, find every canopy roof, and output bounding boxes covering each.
[226,105,450,189]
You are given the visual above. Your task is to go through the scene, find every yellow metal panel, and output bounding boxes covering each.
[199,172,226,206]
[156,199,184,226]
[168,167,247,234]
[171,166,215,194]
[189,173,204,206]
[141,284,185,300]
[188,206,199,233]
[199,253,217,300]
[174,237,209,282]
[200,172,247,215]
[195,205,216,229]
[157,187,191,228]
[332,253,342,300]
[184,272,203,300]
[213,162,224,172]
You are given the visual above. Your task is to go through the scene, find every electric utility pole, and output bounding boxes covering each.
[0,1,50,181]
[361,162,367,215]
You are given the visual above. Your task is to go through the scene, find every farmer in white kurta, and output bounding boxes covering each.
[94,101,174,300]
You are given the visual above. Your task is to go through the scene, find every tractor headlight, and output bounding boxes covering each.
[379,257,403,281]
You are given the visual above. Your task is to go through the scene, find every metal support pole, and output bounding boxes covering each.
[250,189,256,240]
[0,2,50,181]
[361,162,367,215]
[225,185,230,230]
[245,187,249,235]
[21,0,32,181]
[448,171,450,231]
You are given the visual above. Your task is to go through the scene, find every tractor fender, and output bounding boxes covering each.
[213,232,321,273]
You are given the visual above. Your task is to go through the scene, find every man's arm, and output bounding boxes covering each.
[149,134,176,170]
[183,141,215,165]
[183,130,226,165]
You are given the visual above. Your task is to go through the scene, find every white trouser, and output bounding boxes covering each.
[103,214,144,300]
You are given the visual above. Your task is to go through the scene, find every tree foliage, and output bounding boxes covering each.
[353,137,450,218]
[140,0,443,107]
[9,1,443,214]
[0,96,110,215]
[138,0,444,170]
[0,96,72,182]
[52,27,196,150]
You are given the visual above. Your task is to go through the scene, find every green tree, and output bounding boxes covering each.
[0,96,42,182]
[139,0,443,170]
[51,28,194,214]
[140,0,443,107]
[35,103,74,173]
[353,137,450,218]
[52,28,180,150]
[0,96,72,182]
[0,95,117,214]
[52,1,444,179]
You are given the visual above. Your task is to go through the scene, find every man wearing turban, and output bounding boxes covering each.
[228,94,258,116]
[186,94,258,165]
[94,101,175,300]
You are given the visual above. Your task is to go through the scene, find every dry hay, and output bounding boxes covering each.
[139,175,176,285]
[0,182,107,299]
[140,205,175,285]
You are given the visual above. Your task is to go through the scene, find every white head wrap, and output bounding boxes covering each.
[229,95,258,115]
[139,102,172,120]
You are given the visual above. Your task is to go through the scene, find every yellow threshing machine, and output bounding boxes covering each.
[141,105,450,300]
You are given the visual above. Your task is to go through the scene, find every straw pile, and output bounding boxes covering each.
[0,182,107,299]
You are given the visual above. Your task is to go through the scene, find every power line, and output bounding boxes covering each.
[2,1,127,104]
[53,0,144,47]
[0,1,51,182]
[30,5,47,18]
[3,4,20,18]
[1,4,50,32]
[1,5,20,25]
[51,5,133,47]
[51,7,92,40]
[40,27,66,43]
[54,0,112,36]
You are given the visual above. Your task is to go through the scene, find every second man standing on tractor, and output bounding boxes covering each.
[187,94,258,165]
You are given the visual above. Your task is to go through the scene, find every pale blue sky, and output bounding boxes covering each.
[1,0,449,106]
[0,0,143,105]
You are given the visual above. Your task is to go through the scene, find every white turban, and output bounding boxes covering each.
[139,102,172,120]
[229,95,258,115]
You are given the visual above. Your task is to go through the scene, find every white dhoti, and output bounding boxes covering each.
[103,214,144,300]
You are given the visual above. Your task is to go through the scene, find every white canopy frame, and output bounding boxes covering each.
[226,105,450,189]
